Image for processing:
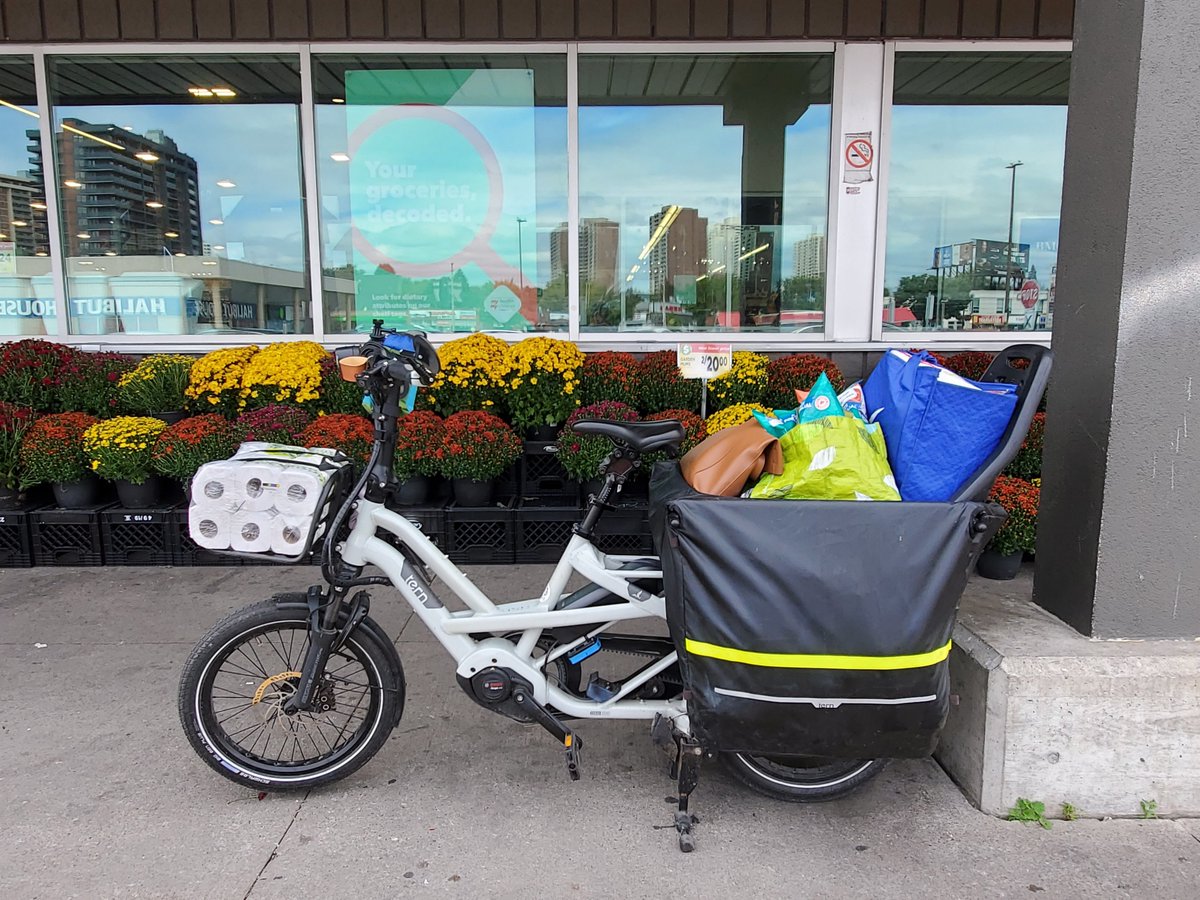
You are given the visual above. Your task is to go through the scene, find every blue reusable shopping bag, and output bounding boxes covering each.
[862,350,1017,501]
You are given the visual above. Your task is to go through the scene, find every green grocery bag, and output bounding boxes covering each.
[748,415,902,501]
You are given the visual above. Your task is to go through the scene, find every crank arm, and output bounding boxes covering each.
[511,684,583,780]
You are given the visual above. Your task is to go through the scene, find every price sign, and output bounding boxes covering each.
[677,343,732,380]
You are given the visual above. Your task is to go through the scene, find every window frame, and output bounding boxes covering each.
[0,39,1069,353]
[872,39,1072,345]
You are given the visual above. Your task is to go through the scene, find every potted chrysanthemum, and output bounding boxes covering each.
[438,410,522,506]
[83,415,170,508]
[0,402,37,507]
[19,412,102,508]
[151,415,238,493]
[977,475,1039,580]
[390,411,447,505]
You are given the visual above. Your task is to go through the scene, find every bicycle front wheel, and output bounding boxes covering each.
[179,598,403,790]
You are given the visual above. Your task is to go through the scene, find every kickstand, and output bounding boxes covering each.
[672,738,703,853]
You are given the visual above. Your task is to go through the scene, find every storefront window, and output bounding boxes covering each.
[0,56,54,336]
[577,54,832,334]
[884,52,1070,333]
[313,54,568,335]
[45,55,309,335]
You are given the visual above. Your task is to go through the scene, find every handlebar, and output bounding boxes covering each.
[334,319,441,396]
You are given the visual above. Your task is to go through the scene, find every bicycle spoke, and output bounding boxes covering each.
[332,687,369,745]
[260,629,291,671]
[219,660,266,681]
[286,627,299,669]
[242,640,273,679]
[216,703,256,725]
[231,647,269,679]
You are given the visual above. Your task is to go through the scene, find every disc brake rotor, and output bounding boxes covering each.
[251,671,301,705]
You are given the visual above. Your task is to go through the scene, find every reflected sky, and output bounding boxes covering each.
[886,104,1067,291]
[0,107,36,176]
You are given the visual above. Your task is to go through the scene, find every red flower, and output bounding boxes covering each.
[943,351,996,382]
[297,413,374,465]
[764,354,845,409]
[439,411,521,481]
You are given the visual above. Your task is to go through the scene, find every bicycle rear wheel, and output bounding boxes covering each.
[722,753,888,801]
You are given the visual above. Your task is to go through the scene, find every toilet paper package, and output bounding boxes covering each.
[189,443,353,561]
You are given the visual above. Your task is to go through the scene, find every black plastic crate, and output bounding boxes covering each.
[593,502,654,555]
[31,504,110,566]
[446,500,514,564]
[389,504,447,552]
[170,507,241,567]
[514,501,584,562]
[0,505,39,567]
[100,506,178,566]
[519,440,577,502]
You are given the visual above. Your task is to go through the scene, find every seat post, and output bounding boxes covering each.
[574,452,636,539]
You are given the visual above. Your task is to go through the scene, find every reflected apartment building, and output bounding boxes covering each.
[550,217,620,292]
[0,173,45,256]
[28,121,203,257]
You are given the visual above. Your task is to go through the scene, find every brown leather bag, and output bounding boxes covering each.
[679,420,784,496]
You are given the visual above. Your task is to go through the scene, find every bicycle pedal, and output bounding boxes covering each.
[565,733,583,781]
[585,673,619,702]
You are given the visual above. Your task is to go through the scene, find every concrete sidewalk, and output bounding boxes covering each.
[1,565,1197,899]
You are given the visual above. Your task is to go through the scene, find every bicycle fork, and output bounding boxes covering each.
[284,578,369,715]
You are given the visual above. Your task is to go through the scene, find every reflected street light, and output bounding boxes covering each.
[1004,161,1024,325]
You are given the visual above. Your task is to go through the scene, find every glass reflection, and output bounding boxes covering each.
[578,54,832,333]
[0,56,54,335]
[884,52,1070,333]
[46,55,309,335]
[313,55,568,334]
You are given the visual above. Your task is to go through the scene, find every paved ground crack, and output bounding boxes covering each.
[394,609,417,642]
[243,789,310,900]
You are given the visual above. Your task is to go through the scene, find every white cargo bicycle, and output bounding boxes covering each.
[178,323,885,852]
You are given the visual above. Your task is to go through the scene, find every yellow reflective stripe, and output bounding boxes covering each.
[683,639,952,671]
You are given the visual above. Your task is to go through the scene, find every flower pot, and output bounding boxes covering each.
[151,410,188,425]
[452,477,495,507]
[116,476,165,509]
[53,475,104,509]
[976,548,1024,581]
[528,424,559,441]
[0,485,23,507]
[582,477,606,499]
[394,475,431,506]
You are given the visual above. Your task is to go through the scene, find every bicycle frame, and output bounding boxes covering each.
[337,496,690,727]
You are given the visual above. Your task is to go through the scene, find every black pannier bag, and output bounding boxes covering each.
[649,463,1004,759]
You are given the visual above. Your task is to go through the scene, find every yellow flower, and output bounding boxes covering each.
[705,403,771,435]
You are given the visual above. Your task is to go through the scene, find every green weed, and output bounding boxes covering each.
[1008,798,1051,830]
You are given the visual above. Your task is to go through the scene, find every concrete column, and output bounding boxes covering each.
[1035,0,1200,638]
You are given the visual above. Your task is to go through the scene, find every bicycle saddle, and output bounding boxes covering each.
[571,418,686,453]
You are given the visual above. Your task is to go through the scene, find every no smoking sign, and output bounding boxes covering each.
[843,131,874,184]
